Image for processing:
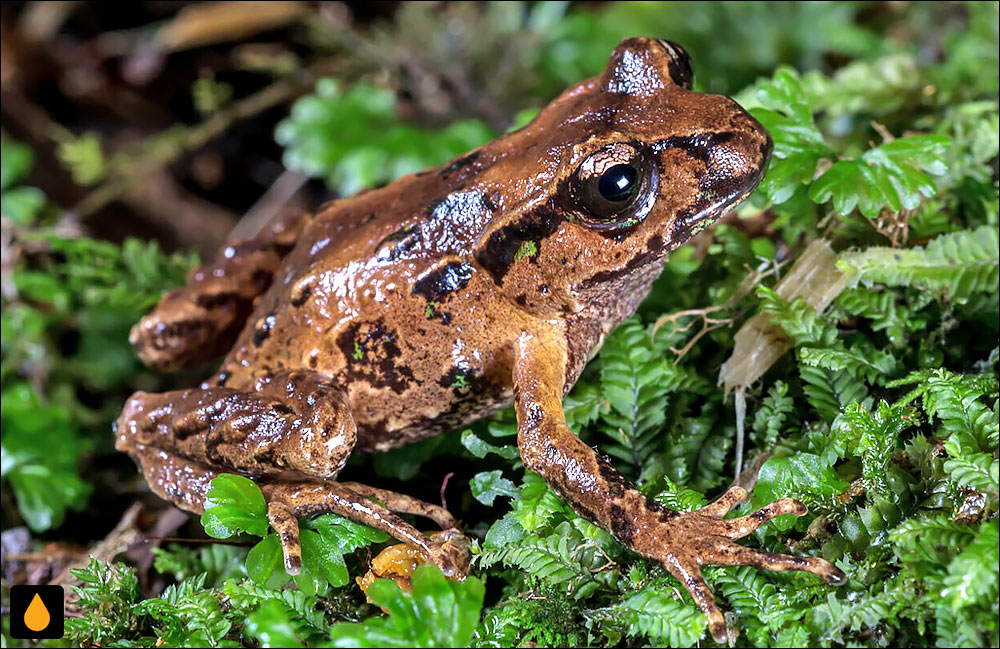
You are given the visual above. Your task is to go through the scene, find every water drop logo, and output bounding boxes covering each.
[10,584,64,639]
[25,593,51,631]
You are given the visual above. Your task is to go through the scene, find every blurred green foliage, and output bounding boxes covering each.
[277,79,495,196]
[1,143,196,533]
[2,2,999,648]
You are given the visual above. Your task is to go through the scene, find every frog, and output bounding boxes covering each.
[116,37,845,642]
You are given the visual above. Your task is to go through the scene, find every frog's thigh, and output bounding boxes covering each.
[116,369,356,480]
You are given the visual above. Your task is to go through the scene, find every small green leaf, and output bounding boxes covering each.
[327,564,485,648]
[756,67,815,126]
[1,138,35,190]
[810,134,949,218]
[277,81,495,196]
[868,134,950,175]
[292,529,335,595]
[55,131,106,186]
[460,430,518,460]
[246,534,288,589]
[483,513,526,549]
[752,454,850,531]
[245,600,306,648]
[200,474,268,539]
[760,154,820,204]
[470,470,520,506]
[1,186,46,225]
[808,160,861,215]
[314,513,390,548]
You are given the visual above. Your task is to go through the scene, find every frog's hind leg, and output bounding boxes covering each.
[124,437,221,515]
[130,209,312,372]
[262,481,469,579]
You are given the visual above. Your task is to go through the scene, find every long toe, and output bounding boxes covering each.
[663,557,730,644]
[711,497,807,540]
[699,485,751,518]
[709,538,847,585]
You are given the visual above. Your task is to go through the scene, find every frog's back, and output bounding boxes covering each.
[213,150,531,451]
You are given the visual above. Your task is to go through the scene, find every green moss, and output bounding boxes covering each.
[514,240,537,261]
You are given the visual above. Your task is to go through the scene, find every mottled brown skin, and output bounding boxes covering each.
[116,38,845,642]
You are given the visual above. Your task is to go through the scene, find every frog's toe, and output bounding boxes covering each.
[652,495,845,643]
[699,536,843,582]
[429,529,472,580]
[264,493,303,575]
[664,557,729,643]
[706,496,807,540]
[699,485,750,518]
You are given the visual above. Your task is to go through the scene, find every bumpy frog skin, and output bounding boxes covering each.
[116,38,845,642]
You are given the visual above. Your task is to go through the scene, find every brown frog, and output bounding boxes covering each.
[116,38,845,642]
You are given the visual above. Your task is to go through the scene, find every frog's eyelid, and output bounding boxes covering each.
[654,38,695,89]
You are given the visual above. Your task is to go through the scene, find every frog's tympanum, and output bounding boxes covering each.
[117,38,845,641]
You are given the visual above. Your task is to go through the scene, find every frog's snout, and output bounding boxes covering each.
[719,99,772,191]
[697,99,773,209]
[660,100,773,241]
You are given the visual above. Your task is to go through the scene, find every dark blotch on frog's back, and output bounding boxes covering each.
[252,314,276,346]
[194,290,239,310]
[290,284,312,307]
[609,503,636,543]
[336,319,416,395]
[437,365,481,394]
[598,456,634,497]
[374,227,419,262]
[474,201,563,285]
[441,150,481,177]
[413,261,475,302]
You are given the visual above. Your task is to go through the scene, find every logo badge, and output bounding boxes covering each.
[10,585,64,639]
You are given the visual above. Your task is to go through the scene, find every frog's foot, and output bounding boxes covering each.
[261,481,468,580]
[651,486,847,643]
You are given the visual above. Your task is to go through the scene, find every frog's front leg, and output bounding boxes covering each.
[116,370,466,578]
[512,330,846,643]
[130,209,311,371]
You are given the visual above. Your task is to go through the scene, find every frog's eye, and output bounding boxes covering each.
[570,143,657,228]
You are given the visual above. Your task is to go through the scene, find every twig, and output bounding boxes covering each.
[652,262,780,362]
[72,77,305,219]
[231,168,309,241]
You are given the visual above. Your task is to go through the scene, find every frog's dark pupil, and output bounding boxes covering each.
[598,164,639,202]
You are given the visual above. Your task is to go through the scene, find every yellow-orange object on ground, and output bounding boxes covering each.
[357,529,471,602]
